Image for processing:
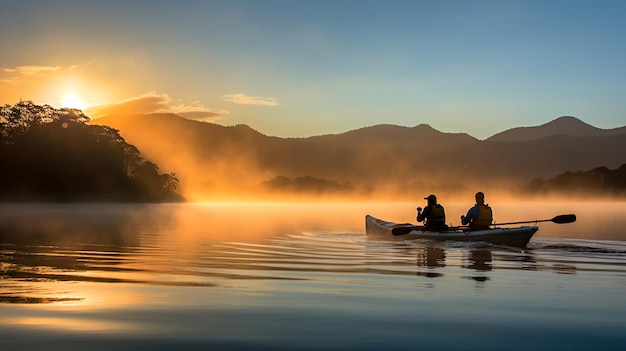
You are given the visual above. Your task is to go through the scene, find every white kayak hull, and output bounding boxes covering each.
[366,214,538,247]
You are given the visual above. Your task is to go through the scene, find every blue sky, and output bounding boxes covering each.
[1,0,625,139]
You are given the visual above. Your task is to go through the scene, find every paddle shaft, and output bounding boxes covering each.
[493,219,552,226]
[391,214,575,235]
[493,214,576,226]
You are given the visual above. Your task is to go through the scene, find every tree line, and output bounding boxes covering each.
[0,101,182,202]
[526,164,626,197]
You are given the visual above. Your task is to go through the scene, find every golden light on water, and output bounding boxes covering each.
[5,317,142,333]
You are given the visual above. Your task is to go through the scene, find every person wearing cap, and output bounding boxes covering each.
[416,194,447,231]
[461,192,493,230]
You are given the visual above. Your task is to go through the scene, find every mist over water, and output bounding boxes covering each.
[91,113,626,203]
[1,201,625,350]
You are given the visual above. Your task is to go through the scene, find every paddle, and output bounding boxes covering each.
[391,214,576,236]
[493,214,576,226]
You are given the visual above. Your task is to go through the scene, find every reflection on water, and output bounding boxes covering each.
[1,202,626,304]
[1,202,626,350]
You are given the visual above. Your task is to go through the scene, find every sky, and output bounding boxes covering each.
[1,0,625,139]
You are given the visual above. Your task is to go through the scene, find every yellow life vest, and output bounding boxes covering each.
[426,204,446,228]
[471,204,493,230]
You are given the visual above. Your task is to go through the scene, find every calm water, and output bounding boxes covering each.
[1,202,625,350]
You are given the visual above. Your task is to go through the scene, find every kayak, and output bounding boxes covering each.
[365,214,539,247]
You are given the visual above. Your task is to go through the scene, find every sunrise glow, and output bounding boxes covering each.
[61,94,86,110]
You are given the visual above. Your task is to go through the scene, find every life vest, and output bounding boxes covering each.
[426,204,446,228]
[471,204,493,230]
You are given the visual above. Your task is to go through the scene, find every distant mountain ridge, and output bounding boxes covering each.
[487,116,626,142]
[92,114,626,199]
[306,124,477,152]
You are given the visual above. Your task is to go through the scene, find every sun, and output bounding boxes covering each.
[61,93,86,110]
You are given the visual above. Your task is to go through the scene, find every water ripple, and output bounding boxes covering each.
[2,231,626,304]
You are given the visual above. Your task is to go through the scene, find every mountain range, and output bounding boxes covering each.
[92,114,626,200]
[487,116,626,142]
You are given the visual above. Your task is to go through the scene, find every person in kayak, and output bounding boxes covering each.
[417,194,447,231]
[461,191,493,230]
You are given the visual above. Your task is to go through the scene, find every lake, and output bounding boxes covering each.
[1,201,625,350]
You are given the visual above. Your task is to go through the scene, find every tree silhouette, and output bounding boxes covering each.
[0,101,182,202]
[526,164,626,197]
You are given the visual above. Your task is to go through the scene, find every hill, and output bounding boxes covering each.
[92,114,626,200]
[487,116,626,142]
[93,114,482,198]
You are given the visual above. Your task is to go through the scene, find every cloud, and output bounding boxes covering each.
[223,93,279,106]
[1,64,88,85]
[3,65,62,76]
[1,65,63,84]
[87,92,170,116]
[86,91,228,122]
[169,101,229,121]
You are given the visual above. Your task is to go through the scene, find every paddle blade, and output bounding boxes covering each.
[392,226,415,236]
[551,214,576,224]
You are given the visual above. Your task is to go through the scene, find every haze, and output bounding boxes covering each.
[88,113,625,202]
